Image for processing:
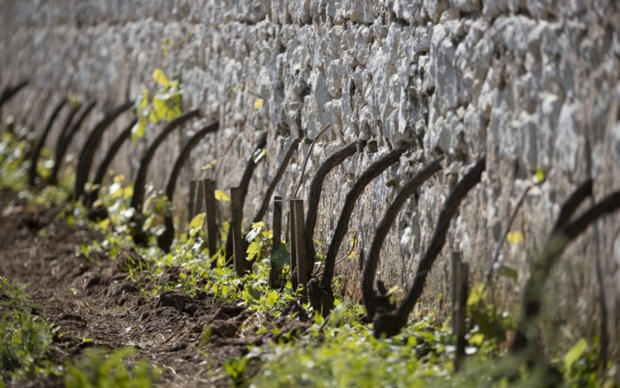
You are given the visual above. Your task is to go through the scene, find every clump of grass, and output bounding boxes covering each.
[65,347,159,388]
[0,276,56,384]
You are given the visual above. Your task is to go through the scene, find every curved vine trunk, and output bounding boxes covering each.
[303,143,358,266]
[252,137,300,224]
[362,156,444,320]
[511,179,594,353]
[28,98,67,186]
[129,109,200,245]
[74,101,133,201]
[157,121,220,253]
[0,80,28,111]
[86,119,137,208]
[54,105,80,152]
[510,184,620,384]
[51,105,80,169]
[47,101,96,186]
[224,131,268,263]
[310,145,410,315]
[373,157,486,338]
[27,91,52,133]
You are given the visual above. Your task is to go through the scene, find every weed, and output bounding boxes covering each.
[0,277,57,384]
[65,347,159,388]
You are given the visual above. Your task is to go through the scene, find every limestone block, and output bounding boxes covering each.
[554,101,580,173]
[424,0,449,22]
[326,59,344,98]
[449,0,481,12]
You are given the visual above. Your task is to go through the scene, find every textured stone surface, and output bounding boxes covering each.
[2,0,620,360]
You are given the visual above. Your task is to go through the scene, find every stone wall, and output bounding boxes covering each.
[2,0,620,359]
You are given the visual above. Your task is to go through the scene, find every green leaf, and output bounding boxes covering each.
[467,283,486,307]
[153,69,170,88]
[534,166,546,184]
[247,244,260,255]
[202,159,217,170]
[189,213,205,230]
[253,148,267,163]
[245,222,265,242]
[564,338,587,372]
[214,190,231,202]
[271,244,290,271]
[265,291,278,308]
[506,231,524,245]
[131,117,147,145]
[496,265,518,282]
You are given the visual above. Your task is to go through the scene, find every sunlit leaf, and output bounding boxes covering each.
[386,286,399,296]
[469,333,484,346]
[467,283,487,307]
[214,190,231,202]
[534,166,546,184]
[68,94,82,110]
[137,89,149,109]
[131,117,147,145]
[247,241,261,255]
[263,291,277,308]
[506,231,524,245]
[564,338,587,372]
[152,69,171,88]
[189,213,205,230]
[202,159,217,170]
[253,148,267,163]
[97,219,110,230]
[246,222,264,243]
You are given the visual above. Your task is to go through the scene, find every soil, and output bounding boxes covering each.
[0,188,309,387]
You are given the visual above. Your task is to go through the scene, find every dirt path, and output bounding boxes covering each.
[0,188,276,387]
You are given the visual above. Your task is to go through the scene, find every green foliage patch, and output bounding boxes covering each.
[0,277,58,384]
[65,347,159,388]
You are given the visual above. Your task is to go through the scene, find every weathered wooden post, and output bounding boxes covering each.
[269,196,283,288]
[188,180,197,220]
[293,199,308,296]
[195,180,205,215]
[224,131,268,262]
[289,199,298,290]
[230,187,248,276]
[452,252,469,372]
[154,121,220,252]
[202,178,218,268]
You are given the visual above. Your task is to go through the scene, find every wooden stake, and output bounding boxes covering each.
[451,252,459,333]
[203,179,218,268]
[230,187,248,276]
[289,200,298,290]
[269,196,283,288]
[188,180,197,220]
[195,179,205,215]
[452,252,469,372]
[294,199,308,296]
